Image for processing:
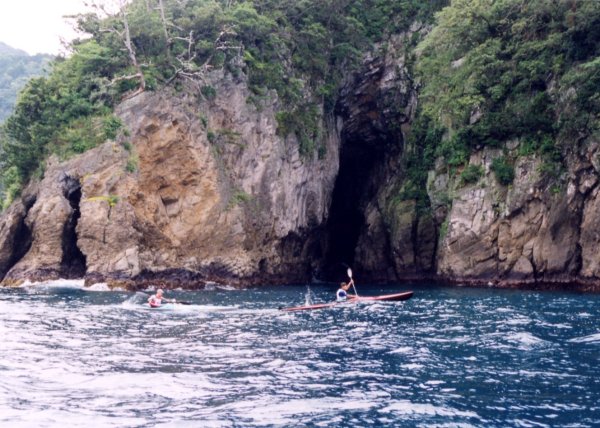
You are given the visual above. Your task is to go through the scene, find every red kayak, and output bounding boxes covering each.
[280,291,413,312]
[348,291,413,302]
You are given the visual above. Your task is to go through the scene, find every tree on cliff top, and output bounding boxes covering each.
[0,0,443,210]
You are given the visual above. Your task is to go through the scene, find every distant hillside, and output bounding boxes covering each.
[0,42,53,122]
[0,41,28,57]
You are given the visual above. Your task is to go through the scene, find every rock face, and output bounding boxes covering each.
[2,30,600,291]
[0,71,339,288]
[329,22,600,291]
[0,195,34,283]
[433,140,600,291]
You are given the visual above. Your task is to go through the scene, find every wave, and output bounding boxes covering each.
[19,279,122,292]
[505,332,548,349]
[382,400,479,418]
[119,296,242,314]
[22,278,85,289]
[204,282,238,291]
[568,333,600,344]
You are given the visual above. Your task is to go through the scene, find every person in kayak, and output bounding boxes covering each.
[336,280,354,301]
[148,289,175,307]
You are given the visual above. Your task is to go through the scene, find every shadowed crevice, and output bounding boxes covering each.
[0,204,34,281]
[61,177,87,278]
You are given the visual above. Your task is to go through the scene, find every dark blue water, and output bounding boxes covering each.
[1,280,599,427]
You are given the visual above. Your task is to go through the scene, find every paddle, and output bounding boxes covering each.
[141,292,193,305]
[164,299,192,305]
[347,267,359,297]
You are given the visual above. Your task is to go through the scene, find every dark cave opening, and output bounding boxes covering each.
[61,179,87,278]
[11,217,33,268]
[321,140,385,281]
[0,197,35,280]
[316,54,408,282]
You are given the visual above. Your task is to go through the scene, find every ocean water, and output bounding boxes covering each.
[0,280,599,427]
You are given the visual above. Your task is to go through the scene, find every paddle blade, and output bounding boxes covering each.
[347,267,353,279]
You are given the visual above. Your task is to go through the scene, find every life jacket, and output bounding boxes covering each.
[148,295,162,307]
[336,289,347,301]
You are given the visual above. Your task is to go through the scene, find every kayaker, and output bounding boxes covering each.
[148,289,174,307]
[336,280,354,301]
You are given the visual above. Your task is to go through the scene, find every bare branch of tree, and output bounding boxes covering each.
[109,73,145,85]
[156,0,172,59]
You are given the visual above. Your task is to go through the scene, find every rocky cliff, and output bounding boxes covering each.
[329,25,600,292]
[432,137,600,292]
[1,28,599,292]
[0,71,339,288]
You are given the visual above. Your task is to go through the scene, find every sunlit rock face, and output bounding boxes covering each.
[1,71,339,289]
[433,139,600,291]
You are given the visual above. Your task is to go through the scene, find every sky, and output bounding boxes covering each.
[0,0,93,55]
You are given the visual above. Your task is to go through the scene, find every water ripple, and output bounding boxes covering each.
[1,283,599,426]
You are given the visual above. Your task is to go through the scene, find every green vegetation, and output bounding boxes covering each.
[207,130,216,144]
[200,85,216,100]
[491,156,514,186]
[0,40,125,205]
[459,164,483,186]
[276,104,322,156]
[2,0,596,213]
[126,152,139,173]
[398,112,444,212]
[0,0,443,209]
[1,165,21,210]
[415,0,600,179]
[227,190,252,209]
[439,218,449,242]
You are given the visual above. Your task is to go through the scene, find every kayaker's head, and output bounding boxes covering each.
[340,282,350,290]
[156,289,164,298]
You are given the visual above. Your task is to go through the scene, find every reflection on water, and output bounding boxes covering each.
[1,281,599,427]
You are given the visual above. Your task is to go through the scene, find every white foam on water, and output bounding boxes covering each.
[401,363,424,370]
[120,293,147,309]
[506,332,547,349]
[505,315,532,326]
[194,304,240,312]
[204,282,238,291]
[2,282,599,427]
[536,321,572,329]
[382,400,478,418]
[389,346,414,354]
[568,332,600,344]
[234,397,376,425]
[22,278,85,289]
[85,282,112,291]
[425,336,470,344]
